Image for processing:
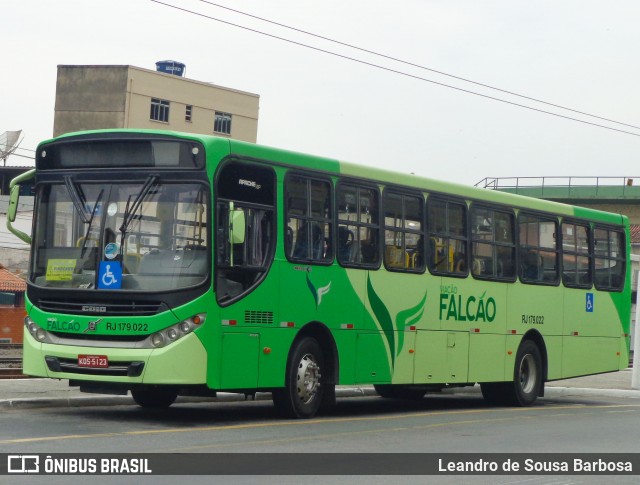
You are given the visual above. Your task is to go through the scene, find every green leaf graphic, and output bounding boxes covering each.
[367,275,395,368]
[395,291,427,355]
[306,273,318,309]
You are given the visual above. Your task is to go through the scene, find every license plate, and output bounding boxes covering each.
[78,354,109,368]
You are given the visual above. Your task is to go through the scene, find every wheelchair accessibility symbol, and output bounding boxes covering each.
[586,293,594,313]
[98,261,122,289]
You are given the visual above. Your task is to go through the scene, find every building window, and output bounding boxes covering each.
[185,105,192,122]
[214,112,232,135]
[0,292,17,305]
[150,98,170,122]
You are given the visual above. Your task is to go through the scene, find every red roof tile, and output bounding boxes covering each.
[0,268,26,292]
[631,225,640,245]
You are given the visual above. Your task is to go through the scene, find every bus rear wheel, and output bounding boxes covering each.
[481,340,543,407]
[131,386,178,409]
[273,337,325,419]
[512,340,543,406]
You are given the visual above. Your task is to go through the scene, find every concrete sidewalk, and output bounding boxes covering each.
[0,368,638,409]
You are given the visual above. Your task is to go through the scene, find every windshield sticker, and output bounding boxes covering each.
[98,261,122,289]
[104,242,119,260]
[46,259,76,281]
[107,202,118,216]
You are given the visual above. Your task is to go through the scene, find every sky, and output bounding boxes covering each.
[2,0,640,186]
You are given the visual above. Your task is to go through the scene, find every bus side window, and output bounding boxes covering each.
[293,221,324,259]
[521,250,542,281]
[361,231,379,264]
[427,197,468,276]
[519,213,559,285]
[285,173,333,264]
[336,182,380,268]
[338,225,354,262]
[593,227,625,291]
[215,161,276,304]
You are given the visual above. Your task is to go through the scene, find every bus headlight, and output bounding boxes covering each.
[24,317,52,343]
[146,313,206,348]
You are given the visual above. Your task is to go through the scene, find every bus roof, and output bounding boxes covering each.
[44,129,627,227]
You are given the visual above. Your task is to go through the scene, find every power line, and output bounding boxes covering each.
[150,0,640,139]
[4,152,34,160]
[199,0,640,132]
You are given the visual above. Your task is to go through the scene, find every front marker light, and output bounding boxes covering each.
[144,313,206,348]
[151,333,165,348]
[35,328,47,342]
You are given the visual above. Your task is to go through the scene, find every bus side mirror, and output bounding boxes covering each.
[6,168,35,244]
[7,185,19,223]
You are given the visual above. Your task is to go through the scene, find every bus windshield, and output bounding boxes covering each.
[31,180,209,292]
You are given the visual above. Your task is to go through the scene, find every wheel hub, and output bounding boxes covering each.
[296,353,321,404]
[519,353,537,394]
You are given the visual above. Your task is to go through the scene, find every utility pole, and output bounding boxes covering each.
[633,270,640,389]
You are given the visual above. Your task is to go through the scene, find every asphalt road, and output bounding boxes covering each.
[1,392,639,451]
[2,393,640,484]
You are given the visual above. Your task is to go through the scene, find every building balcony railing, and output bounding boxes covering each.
[475,176,640,200]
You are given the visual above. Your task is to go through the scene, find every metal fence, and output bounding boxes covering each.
[0,344,22,370]
[476,176,640,192]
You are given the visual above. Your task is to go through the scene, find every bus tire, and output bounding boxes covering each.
[374,384,426,400]
[511,339,543,406]
[480,382,509,405]
[131,386,178,409]
[273,337,325,419]
[481,340,543,407]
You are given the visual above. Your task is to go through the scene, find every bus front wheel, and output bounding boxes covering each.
[273,337,325,419]
[131,386,178,409]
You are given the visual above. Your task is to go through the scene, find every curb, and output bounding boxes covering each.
[1,385,639,410]
[543,386,640,399]
[0,387,380,410]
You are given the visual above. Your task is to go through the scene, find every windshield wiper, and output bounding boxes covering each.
[79,189,104,258]
[119,175,159,249]
[64,176,91,223]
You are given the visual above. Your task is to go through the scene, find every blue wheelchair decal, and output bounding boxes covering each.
[586,293,594,313]
[98,261,122,289]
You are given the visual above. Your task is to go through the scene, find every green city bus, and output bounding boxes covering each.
[7,129,630,418]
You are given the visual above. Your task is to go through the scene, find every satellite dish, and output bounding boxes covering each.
[0,130,23,166]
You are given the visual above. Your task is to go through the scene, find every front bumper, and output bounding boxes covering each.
[22,329,208,385]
